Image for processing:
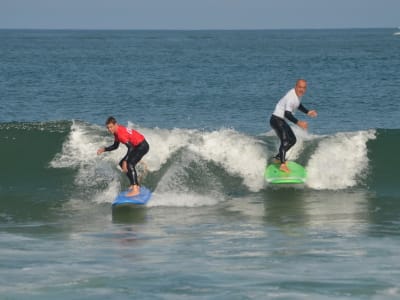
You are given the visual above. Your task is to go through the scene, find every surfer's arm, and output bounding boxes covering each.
[285,110,308,129]
[284,110,299,124]
[97,141,119,155]
[104,141,120,152]
[299,103,318,117]
[298,103,309,114]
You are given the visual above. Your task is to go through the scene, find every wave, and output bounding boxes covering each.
[1,120,394,210]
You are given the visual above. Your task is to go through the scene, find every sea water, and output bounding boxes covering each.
[1,29,400,299]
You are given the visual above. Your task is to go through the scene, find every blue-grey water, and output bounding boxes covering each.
[1,28,400,299]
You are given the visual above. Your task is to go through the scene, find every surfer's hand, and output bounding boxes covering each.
[97,148,105,155]
[297,120,308,130]
[308,110,318,118]
[121,161,128,173]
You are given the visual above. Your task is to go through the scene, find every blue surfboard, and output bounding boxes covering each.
[112,186,152,207]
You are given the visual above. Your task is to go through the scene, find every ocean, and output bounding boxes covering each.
[1,28,400,299]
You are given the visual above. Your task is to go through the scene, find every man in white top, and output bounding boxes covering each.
[270,79,317,173]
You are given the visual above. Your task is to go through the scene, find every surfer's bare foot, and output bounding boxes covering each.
[280,163,290,173]
[126,185,140,197]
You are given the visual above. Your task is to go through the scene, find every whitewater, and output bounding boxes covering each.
[49,121,377,207]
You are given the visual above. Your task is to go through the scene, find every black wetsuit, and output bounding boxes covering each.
[270,103,309,164]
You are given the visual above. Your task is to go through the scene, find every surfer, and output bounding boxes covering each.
[270,79,317,173]
[97,116,149,197]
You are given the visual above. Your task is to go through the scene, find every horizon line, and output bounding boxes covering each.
[0,26,395,31]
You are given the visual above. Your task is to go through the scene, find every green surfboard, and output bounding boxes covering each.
[264,161,307,184]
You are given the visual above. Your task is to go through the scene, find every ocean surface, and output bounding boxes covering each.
[1,28,400,299]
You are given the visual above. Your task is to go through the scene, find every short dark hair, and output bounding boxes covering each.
[105,116,117,125]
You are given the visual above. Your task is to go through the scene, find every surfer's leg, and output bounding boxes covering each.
[270,115,290,164]
[270,116,294,173]
[270,116,282,162]
[279,123,296,172]
[118,159,137,194]
[125,140,150,197]
[124,164,140,197]
[283,122,297,153]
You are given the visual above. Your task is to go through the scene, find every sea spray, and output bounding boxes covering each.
[187,129,266,192]
[306,130,376,189]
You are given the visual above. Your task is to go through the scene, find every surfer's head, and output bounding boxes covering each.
[105,116,118,134]
[295,79,307,97]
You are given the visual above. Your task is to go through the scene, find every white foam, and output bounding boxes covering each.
[50,121,124,203]
[92,179,120,204]
[135,124,267,192]
[306,130,376,190]
[131,123,194,172]
[148,192,220,207]
[187,129,266,192]
[50,121,100,169]
[145,146,226,207]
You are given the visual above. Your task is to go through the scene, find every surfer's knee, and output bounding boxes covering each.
[282,139,292,150]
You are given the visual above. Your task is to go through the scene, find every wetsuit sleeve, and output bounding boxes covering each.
[284,110,299,124]
[298,103,309,114]
[122,141,135,162]
[104,141,119,152]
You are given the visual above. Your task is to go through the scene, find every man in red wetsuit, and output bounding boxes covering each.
[97,116,149,197]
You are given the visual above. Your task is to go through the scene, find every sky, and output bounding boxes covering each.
[0,0,399,30]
